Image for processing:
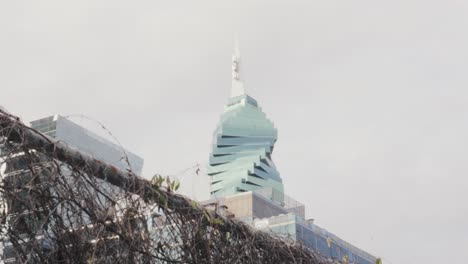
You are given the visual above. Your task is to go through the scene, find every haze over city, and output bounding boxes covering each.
[2,1,468,263]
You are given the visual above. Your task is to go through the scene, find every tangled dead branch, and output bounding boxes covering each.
[0,108,327,263]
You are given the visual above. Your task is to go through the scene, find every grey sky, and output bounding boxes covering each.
[1,1,467,263]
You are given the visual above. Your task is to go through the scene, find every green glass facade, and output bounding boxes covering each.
[207,94,284,202]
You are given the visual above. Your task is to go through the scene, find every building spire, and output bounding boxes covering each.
[231,40,245,97]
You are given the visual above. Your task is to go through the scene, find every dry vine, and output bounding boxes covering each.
[0,108,328,264]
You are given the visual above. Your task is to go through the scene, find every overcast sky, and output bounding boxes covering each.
[2,1,468,263]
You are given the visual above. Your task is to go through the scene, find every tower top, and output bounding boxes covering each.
[231,40,245,97]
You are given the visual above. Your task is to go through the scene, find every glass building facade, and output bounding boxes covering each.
[254,212,376,264]
[207,94,284,203]
[30,115,144,175]
[202,189,377,264]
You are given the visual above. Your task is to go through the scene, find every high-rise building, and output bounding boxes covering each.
[207,43,284,204]
[203,45,378,264]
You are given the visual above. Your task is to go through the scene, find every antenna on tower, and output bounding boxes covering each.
[231,39,245,97]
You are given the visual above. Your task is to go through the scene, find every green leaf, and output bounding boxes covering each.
[158,175,164,186]
[202,209,211,222]
[158,196,168,208]
[210,218,224,226]
[166,176,171,187]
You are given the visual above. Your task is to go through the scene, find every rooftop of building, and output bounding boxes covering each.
[30,114,144,175]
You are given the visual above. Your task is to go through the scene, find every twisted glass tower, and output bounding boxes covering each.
[207,44,284,203]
